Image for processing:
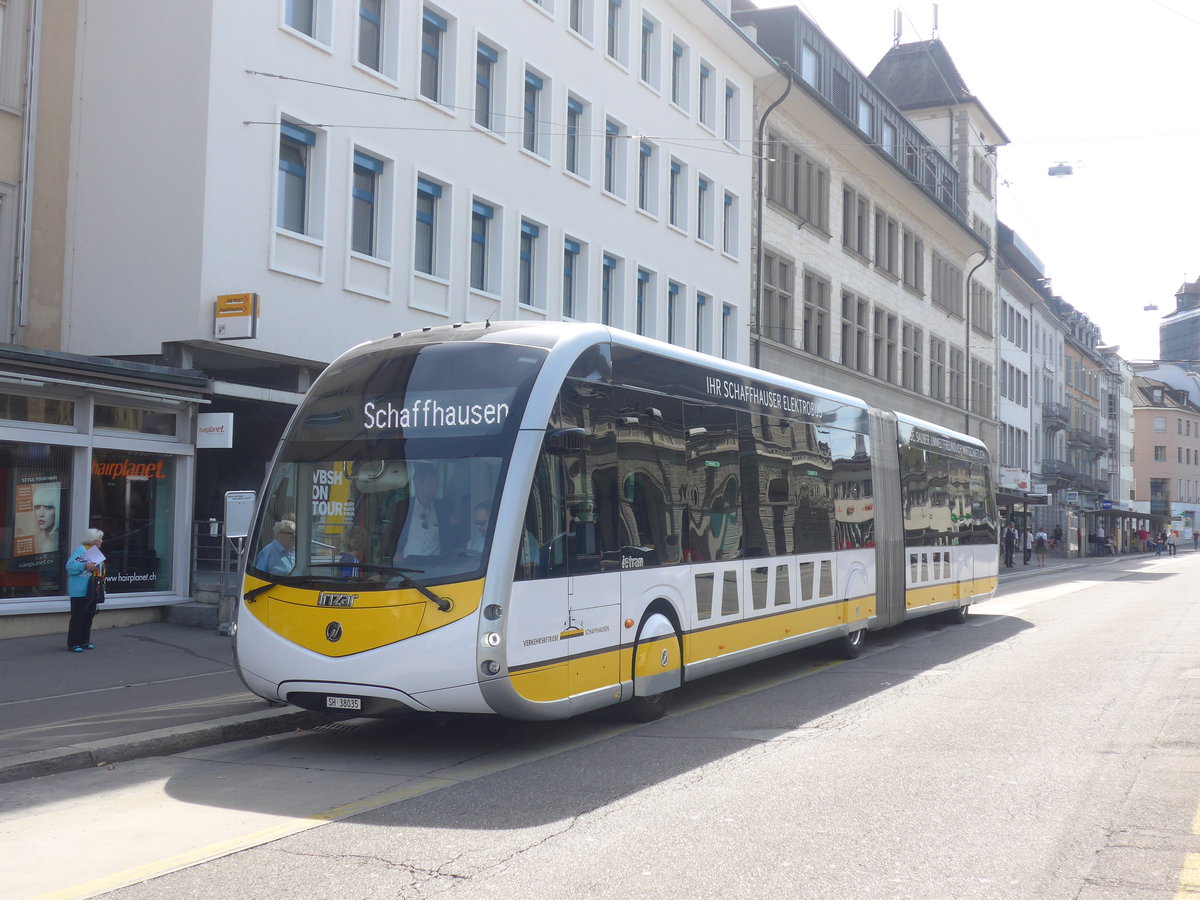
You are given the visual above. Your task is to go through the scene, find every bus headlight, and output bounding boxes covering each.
[481,660,501,676]
[482,631,501,647]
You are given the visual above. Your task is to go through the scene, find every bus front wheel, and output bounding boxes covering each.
[625,690,673,722]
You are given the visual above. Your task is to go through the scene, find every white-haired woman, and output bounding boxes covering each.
[65,528,105,652]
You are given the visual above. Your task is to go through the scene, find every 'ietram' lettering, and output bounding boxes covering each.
[363,398,510,432]
[705,375,817,418]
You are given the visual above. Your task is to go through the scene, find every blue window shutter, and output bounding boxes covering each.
[564,239,581,254]
[423,8,448,31]
[354,152,383,173]
[417,177,442,198]
[525,71,543,91]
[281,122,316,146]
[521,221,540,238]
[477,41,498,63]
[472,201,494,219]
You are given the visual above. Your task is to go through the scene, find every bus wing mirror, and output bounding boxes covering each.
[545,427,586,454]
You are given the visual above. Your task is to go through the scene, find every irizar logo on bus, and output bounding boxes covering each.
[318,592,358,608]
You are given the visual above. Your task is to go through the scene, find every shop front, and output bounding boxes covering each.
[0,348,207,626]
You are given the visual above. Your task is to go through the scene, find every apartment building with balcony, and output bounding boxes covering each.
[731,4,1005,448]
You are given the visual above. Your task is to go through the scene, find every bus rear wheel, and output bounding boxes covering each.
[945,604,970,624]
[835,628,865,659]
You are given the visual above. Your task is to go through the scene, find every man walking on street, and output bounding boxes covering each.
[1003,524,1017,568]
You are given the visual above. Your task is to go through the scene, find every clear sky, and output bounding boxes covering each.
[765,0,1200,361]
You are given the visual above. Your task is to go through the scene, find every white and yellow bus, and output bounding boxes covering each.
[233,322,997,721]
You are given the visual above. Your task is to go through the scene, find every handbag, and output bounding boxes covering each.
[86,572,106,605]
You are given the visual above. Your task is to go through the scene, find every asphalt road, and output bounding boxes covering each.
[3,552,1198,899]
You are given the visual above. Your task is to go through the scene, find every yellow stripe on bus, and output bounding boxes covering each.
[242,577,485,657]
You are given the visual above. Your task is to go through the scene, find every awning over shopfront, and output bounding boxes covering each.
[1080,508,1171,525]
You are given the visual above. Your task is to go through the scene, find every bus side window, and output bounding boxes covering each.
[615,389,685,567]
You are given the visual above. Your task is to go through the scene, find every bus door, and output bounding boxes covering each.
[525,378,621,711]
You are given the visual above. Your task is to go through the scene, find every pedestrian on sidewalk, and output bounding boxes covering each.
[1053,524,1063,554]
[65,528,105,653]
[1034,527,1048,566]
[1138,527,1149,553]
[1193,530,1199,552]
[1168,530,1178,557]
[1022,527,1033,565]
[1003,524,1017,567]
[1155,530,1166,557]
[1096,524,1105,557]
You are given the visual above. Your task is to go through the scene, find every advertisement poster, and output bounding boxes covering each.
[14,474,60,559]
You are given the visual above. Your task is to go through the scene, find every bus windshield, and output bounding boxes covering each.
[247,340,547,588]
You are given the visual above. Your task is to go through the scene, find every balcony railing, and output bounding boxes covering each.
[1042,402,1069,431]
[1042,459,1078,482]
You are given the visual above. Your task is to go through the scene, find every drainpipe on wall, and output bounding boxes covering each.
[963,247,990,436]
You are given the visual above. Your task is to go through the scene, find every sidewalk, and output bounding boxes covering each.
[0,620,327,785]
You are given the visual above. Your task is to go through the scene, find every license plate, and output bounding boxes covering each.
[326,696,361,710]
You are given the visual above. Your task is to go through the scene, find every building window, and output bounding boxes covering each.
[638,141,657,213]
[668,158,685,229]
[696,176,712,243]
[519,220,542,308]
[874,209,898,275]
[286,0,316,37]
[523,70,544,155]
[1154,445,1167,462]
[949,347,965,408]
[765,133,829,233]
[90,448,177,595]
[856,96,873,135]
[901,323,923,392]
[563,238,582,318]
[604,118,626,197]
[723,82,738,144]
[414,176,442,276]
[601,254,618,325]
[470,200,494,292]
[929,337,946,401]
[667,280,681,344]
[475,41,499,130]
[970,357,993,416]
[640,15,659,87]
[842,184,869,258]
[698,61,714,129]
[873,309,897,383]
[722,304,734,360]
[763,251,793,347]
[970,281,994,336]
[351,151,384,256]
[800,41,819,88]
[359,0,384,72]
[565,95,587,177]
[2,443,72,597]
[722,191,737,256]
[696,292,709,352]
[277,122,316,235]
[902,228,924,293]
[568,0,592,39]
[670,39,688,108]
[606,0,626,63]
[840,292,869,373]
[931,251,962,315]
[636,268,652,335]
[802,270,830,359]
[419,8,447,101]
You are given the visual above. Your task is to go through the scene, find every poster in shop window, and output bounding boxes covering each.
[14,474,60,563]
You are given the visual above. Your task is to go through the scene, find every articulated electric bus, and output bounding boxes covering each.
[233,322,997,721]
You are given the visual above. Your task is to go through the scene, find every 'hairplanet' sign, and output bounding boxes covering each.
[92,459,167,480]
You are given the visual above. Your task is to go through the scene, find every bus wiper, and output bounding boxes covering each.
[244,580,277,603]
[306,562,452,612]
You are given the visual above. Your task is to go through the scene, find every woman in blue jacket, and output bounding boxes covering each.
[65,528,105,652]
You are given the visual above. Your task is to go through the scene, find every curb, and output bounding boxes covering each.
[0,706,333,785]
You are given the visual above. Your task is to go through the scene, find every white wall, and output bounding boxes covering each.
[63,0,762,366]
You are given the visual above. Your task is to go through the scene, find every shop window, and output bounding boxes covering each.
[0,392,74,425]
[94,404,177,436]
[90,449,175,593]
[0,442,71,598]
